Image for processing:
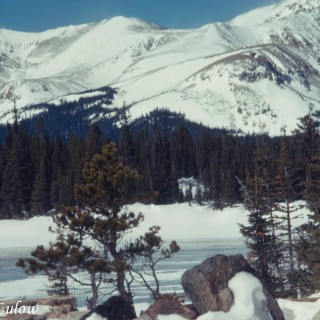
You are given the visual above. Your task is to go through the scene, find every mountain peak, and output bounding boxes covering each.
[230,0,320,27]
[102,16,163,32]
[271,0,320,18]
[0,3,320,134]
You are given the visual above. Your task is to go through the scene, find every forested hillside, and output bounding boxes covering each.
[0,107,318,219]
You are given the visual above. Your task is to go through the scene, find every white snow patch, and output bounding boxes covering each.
[196,272,271,320]
[278,298,320,320]
[0,216,55,248]
[86,313,107,320]
[0,276,49,301]
[128,203,248,241]
[158,315,188,320]
[34,304,52,315]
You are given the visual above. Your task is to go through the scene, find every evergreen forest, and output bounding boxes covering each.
[0,105,318,220]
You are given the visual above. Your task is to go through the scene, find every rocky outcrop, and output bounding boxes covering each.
[137,296,198,320]
[181,254,284,320]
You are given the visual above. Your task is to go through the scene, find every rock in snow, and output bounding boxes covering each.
[141,296,198,319]
[181,254,284,320]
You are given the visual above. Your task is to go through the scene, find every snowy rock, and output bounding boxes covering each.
[140,296,198,319]
[181,254,284,319]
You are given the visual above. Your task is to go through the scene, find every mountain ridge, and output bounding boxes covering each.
[1,1,320,134]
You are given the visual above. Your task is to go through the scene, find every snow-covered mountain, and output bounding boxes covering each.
[1,0,320,133]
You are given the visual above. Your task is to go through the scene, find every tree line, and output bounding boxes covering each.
[0,110,318,219]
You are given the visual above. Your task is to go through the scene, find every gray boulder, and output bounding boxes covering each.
[181,254,284,320]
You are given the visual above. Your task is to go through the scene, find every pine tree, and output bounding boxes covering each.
[157,134,174,203]
[134,129,153,196]
[18,143,179,313]
[295,152,320,296]
[220,134,239,205]
[50,137,65,208]
[1,122,32,218]
[31,158,50,215]
[118,107,135,168]
[171,124,197,179]
[210,139,223,209]
[196,131,212,186]
[271,136,303,297]
[85,123,103,162]
[239,140,284,296]
[292,113,320,195]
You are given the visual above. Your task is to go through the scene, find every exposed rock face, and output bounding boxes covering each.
[181,254,284,320]
[140,297,198,320]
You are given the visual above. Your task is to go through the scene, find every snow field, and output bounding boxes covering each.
[0,202,317,319]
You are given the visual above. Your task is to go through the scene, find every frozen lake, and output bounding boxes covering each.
[0,238,247,307]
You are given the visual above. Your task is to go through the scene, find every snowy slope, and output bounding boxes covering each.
[1,0,320,133]
[0,202,315,320]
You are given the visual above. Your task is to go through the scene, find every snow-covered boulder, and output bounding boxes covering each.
[181,254,284,320]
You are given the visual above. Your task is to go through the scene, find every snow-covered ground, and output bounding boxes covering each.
[0,202,318,319]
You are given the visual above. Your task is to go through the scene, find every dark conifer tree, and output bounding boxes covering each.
[220,134,239,205]
[171,124,197,179]
[118,108,135,168]
[134,129,152,193]
[50,137,65,208]
[150,127,162,192]
[270,136,304,296]
[31,158,50,215]
[296,151,320,296]
[1,122,32,218]
[196,131,212,186]
[292,113,320,194]
[85,123,103,162]
[239,139,284,296]
[210,138,223,209]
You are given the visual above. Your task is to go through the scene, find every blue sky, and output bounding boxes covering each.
[0,0,280,32]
